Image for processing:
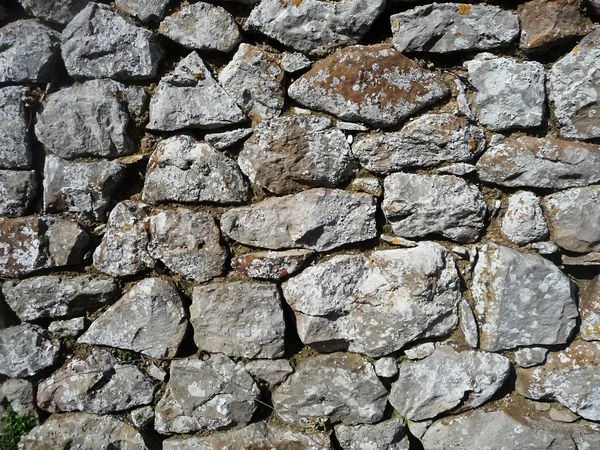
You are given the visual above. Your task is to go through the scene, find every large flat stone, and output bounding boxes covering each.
[335,419,408,450]
[0,324,60,378]
[115,0,170,22]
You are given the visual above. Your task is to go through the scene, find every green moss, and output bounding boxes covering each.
[0,406,39,450]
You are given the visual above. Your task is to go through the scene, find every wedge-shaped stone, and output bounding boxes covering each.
[116,0,170,22]
[17,0,91,25]
[0,170,36,217]
[0,324,60,378]
[0,87,31,169]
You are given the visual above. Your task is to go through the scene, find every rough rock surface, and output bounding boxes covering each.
[335,419,408,450]
[405,342,436,360]
[231,249,313,280]
[288,45,449,127]
[0,86,31,169]
[48,317,85,338]
[501,191,549,246]
[0,379,38,419]
[0,170,36,217]
[272,353,387,427]
[205,128,253,150]
[155,356,259,433]
[514,347,548,368]
[221,188,377,252]
[459,299,479,348]
[0,324,59,378]
[116,0,170,22]
[382,173,487,243]
[374,357,398,378]
[471,243,578,351]
[391,3,519,53]
[244,360,293,388]
[238,116,355,194]
[281,52,311,73]
[281,243,462,357]
[78,278,188,358]
[580,275,600,341]
[17,0,91,25]
[245,0,386,56]
[190,281,286,358]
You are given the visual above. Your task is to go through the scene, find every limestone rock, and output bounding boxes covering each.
[0,170,37,217]
[245,0,386,56]
[131,406,154,428]
[2,274,118,322]
[374,358,398,378]
[142,135,250,204]
[0,379,38,419]
[238,116,355,194]
[459,299,479,348]
[219,44,285,120]
[581,275,600,341]
[281,52,311,73]
[17,0,91,25]
[288,45,449,127]
[0,87,31,169]
[0,324,59,378]
[281,242,462,357]
[465,53,546,131]
[244,360,293,388]
[231,250,313,280]
[78,278,188,359]
[382,173,487,243]
[335,419,408,450]
[514,347,548,368]
[272,353,387,427]
[205,128,253,150]
[501,191,549,246]
[472,243,578,351]
[155,356,259,433]
[159,2,241,52]
[405,342,436,360]
[350,176,382,196]
[48,318,85,338]
[221,188,377,252]
[391,3,519,53]
[116,0,171,22]
[352,113,485,173]
[62,2,163,80]
[190,281,286,358]
[148,52,246,131]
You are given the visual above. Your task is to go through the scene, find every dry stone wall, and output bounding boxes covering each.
[1,0,600,448]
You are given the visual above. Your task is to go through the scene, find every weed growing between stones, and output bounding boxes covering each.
[0,406,38,450]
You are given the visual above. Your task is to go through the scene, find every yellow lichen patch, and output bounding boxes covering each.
[572,46,579,53]
[454,31,462,37]
[292,0,303,6]
[457,4,471,15]
[192,72,205,80]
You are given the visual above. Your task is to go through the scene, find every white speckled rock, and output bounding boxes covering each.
[514,347,548,368]
[0,170,37,217]
[405,342,437,360]
[0,87,31,169]
[231,249,313,280]
[335,419,408,450]
[281,52,311,73]
[48,318,85,338]
[0,324,60,378]
[374,358,398,378]
[244,360,293,388]
[501,191,549,246]
[205,128,253,150]
[0,379,39,419]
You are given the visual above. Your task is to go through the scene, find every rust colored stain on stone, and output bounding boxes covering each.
[0,216,45,277]
[457,4,471,15]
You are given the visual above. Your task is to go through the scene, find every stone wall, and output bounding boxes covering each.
[1,0,600,448]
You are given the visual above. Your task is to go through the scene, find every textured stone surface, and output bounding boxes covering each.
[130,406,154,428]
[221,188,377,252]
[465,53,546,131]
[514,347,548,368]
[246,0,386,56]
[155,356,259,433]
[62,3,163,80]
[581,275,600,341]
[281,243,462,357]
[244,360,293,388]
[238,116,355,194]
[335,419,407,450]
[501,191,549,246]
[383,173,487,243]
[459,299,479,348]
[0,324,59,378]
[205,128,253,150]
[0,170,36,217]
[17,0,91,25]
[0,87,31,169]
[116,0,170,22]
[391,3,519,53]
[281,52,311,73]
[405,342,436,360]
[272,353,387,427]
[374,357,398,378]
[472,243,578,351]
[288,45,449,127]
[231,249,313,280]
[48,317,85,338]
[190,281,286,358]
[78,278,188,359]
[0,379,38,419]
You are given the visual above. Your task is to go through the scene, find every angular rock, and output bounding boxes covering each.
[159,2,241,52]
[389,346,510,421]
[231,249,313,280]
[116,0,170,22]
[244,360,293,388]
[246,0,386,56]
[514,347,548,368]
[219,44,285,120]
[0,86,31,169]
[2,275,118,322]
[581,275,600,341]
[288,45,449,127]
[0,20,61,83]
[131,406,154,428]
[0,324,59,378]
[238,116,355,194]
[48,318,85,338]
[281,52,311,73]
[0,379,38,419]
[221,188,377,252]
[281,243,462,357]
[501,191,549,246]
[78,278,188,359]
[472,243,578,351]
[350,176,382,197]
[190,281,286,358]
[374,357,398,378]
[382,173,486,243]
[205,128,253,150]
[562,252,600,266]
[142,135,250,204]
[62,2,163,80]
[0,170,36,217]
[17,0,91,25]
[459,299,479,348]
[148,52,246,131]
[405,342,436,360]
[37,349,155,414]
[391,3,519,53]
[353,113,485,173]
[335,419,408,450]
[155,355,259,433]
[465,53,546,131]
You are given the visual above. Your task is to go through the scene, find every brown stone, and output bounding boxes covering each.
[580,275,600,341]
[231,249,314,280]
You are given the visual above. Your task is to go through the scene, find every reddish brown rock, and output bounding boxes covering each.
[231,250,314,280]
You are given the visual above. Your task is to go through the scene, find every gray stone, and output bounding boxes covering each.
[43,156,126,223]
[272,353,387,427]
[562,253,600,266]
[581,275,600,341]
[159,2,241,52]
[0,170,36,217]
[142,135,250,204]
[531,241,560,255]
[2,274,118,322]
[45,218,90,268]
[350,176,382,197]
[281,52,311,73]
[0,87,31,169]
[465,53,546,131]
[335,419,408,450]
[231,249,314,280]
[48,318,85,338]
[0,379,38,419]
[288,44,449,127]
[221,188,377,252]
[549,406,580,423]
[548,28,600,139]
[37,349,155,414]
[454,77,475,121]
[0,20,61,83]
[391,3,519,53]
[337,121,369,132]
[131,406,154,428]
[147,364,166,382]
[190,281,286,358]
[62,2,163,81]
[35,80,135,159]
[281,243,461,357]
[244,360,293,388]
[155,355,259,434]
[116,0,171,22]
[78,278,188,359]
[17,0,91,25]
[374,357,398,378]
[501,191,549,246]
[459,299,479,348]
[238,116,355,194]
[0,324,59,378]
[352,113,485,173]
[219,44,285,121]
[514,347,549,368]
[245,0,386,56]
[472,243,578,352]
[205,128,253,150]
[148,52,246,131]
[405,342,436,360]
[382,173,487,243]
